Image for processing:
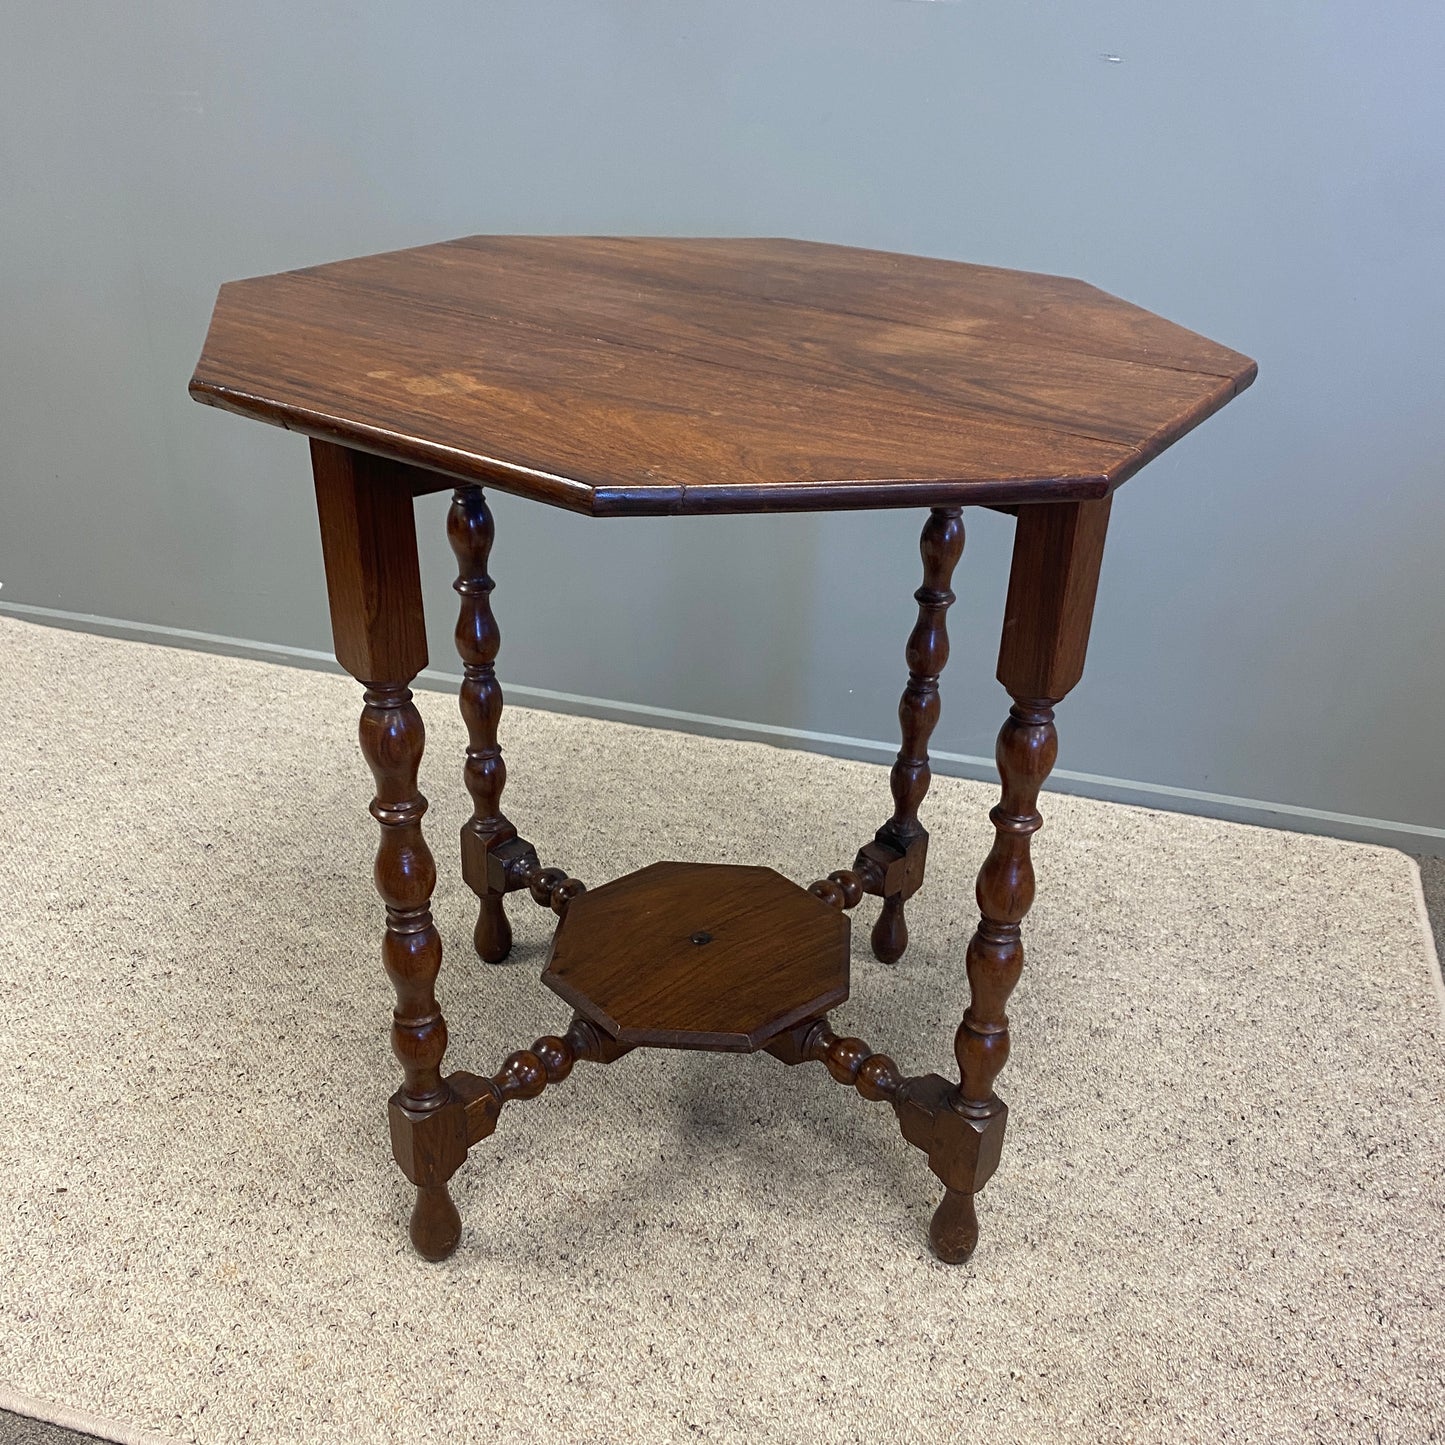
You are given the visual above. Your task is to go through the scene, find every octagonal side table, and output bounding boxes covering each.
[190,236,1255,1263]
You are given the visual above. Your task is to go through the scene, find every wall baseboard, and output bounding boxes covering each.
[5,599,1441,855]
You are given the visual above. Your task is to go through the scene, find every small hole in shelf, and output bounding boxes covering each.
[690,931,713,946]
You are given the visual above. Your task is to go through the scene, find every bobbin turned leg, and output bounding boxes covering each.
[928,497,1111,1262]
[858,508,966,964]
[448,484,536,964]
[312,441,467,1261]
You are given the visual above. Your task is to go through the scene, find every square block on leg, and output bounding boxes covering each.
[461,829,535,897]
[389,1092,468,1187]
[855,836,929,901]
[893,1074,1008,1193]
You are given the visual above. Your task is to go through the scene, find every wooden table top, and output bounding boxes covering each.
[190,235,1255,517]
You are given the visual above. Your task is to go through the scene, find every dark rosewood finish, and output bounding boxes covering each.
[312,441,466,1261]
[190,236,1256,517]
[520,863,589,917]
[763,1015,1004,1262]
[195,236,1253,1267]
[543,862,849,1052]
[450,1014,634,1149]
[448,484,534,962]
[858,507,965,964]
[806,869,867,911]
[935,496,1111,1259]
[765,1016,905,1102]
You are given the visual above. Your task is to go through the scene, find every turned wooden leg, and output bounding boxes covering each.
[859,507,965,964]
[448,484,535,963]
[929,1187,980,1262]
[313,441,467,1261]
[930,496,1111,1262]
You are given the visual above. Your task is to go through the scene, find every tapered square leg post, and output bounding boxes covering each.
[312,440,467,1261]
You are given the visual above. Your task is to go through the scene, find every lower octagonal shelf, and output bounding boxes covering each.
[542,861,850,1051]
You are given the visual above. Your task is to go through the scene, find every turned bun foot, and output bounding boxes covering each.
[410,1184,463,1261]
[473,895,513,964]
[871,894,908,964]
[928,1187,979,1264]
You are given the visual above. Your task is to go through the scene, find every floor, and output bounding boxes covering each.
[6,849,1441,1445]
[1420,854,1445,962]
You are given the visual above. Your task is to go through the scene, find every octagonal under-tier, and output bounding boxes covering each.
[189,235,1256,517]
[542,862,850,1051]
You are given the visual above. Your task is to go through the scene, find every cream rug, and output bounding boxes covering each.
[0,614,1441,1445]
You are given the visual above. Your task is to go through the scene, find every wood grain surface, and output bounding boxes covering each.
[191,235,1255,515]
[542,861,850,1051]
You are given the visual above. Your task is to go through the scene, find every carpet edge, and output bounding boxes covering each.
[1406,854,1445,1027]
[0,1387,187,1445]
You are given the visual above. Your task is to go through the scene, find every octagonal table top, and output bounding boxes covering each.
[190,235,1255,517]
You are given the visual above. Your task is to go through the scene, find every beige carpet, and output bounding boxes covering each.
[1,613,1442,1445]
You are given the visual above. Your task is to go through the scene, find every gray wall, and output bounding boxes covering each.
[3,2,1443,849]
